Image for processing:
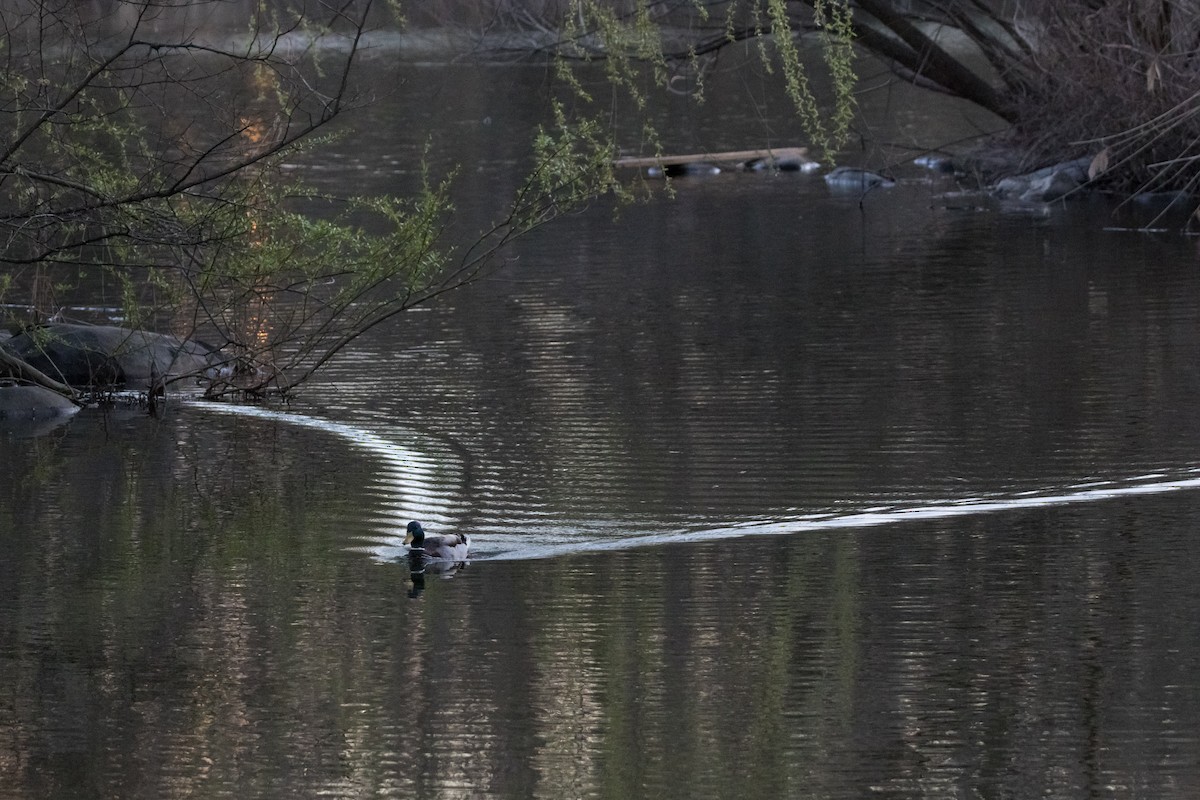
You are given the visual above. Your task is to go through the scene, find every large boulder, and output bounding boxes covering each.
[0,383,80,437]
[0,384,79,417]
[3,324,218,390]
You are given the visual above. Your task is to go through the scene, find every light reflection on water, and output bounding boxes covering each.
[186,400,462,531]
[194,398,1200,563]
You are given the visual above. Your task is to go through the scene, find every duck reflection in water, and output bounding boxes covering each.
[404,520,470,598]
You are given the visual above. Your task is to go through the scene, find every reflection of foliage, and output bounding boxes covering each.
[187,169,458,394]
[0,416,867,797]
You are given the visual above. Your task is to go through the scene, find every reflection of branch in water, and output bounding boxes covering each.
[407,552,468,599]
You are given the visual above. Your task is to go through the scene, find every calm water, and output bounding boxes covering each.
[4,59,1200,799]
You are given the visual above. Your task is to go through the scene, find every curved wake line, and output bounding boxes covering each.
[479,470,1200,560]
[184,400,461,526]
[183,400,1200,561]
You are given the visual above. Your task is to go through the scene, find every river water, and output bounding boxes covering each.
[4,57,1200,799]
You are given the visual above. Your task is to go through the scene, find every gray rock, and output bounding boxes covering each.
[1027,170,1082,202]
[993,176,1028,196]
[647,162,721,178]
[5,323,218,390]
[914,154,957,174]
[0,384,80,442]
[824,167,896,190]
[0,384,78,416]
[745,154,821,173]
[993,157,1092,203]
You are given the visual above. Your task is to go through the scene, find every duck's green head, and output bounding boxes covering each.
[404,520,425,549]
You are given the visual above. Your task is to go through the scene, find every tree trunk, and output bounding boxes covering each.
[846,0,1016,122]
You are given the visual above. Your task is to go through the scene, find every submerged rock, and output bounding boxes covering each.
[823,167,896,190]
[1132,190,1195,209]
[3,323,219,390]
[992,157,1091,203]
[745,154,821,173]
[914,154,958,174]
[647,162,722,178]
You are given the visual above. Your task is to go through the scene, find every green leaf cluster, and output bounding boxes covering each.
[552,0,858,160]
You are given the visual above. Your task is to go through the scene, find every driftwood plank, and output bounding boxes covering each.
[614,147,809,169]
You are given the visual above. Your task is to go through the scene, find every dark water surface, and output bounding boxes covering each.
[5,62,1200,798]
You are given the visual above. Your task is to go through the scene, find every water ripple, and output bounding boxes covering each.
[187,400,1200,562]
[185,400,462,528]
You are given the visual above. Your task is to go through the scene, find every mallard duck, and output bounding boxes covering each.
[404,520,470,561]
